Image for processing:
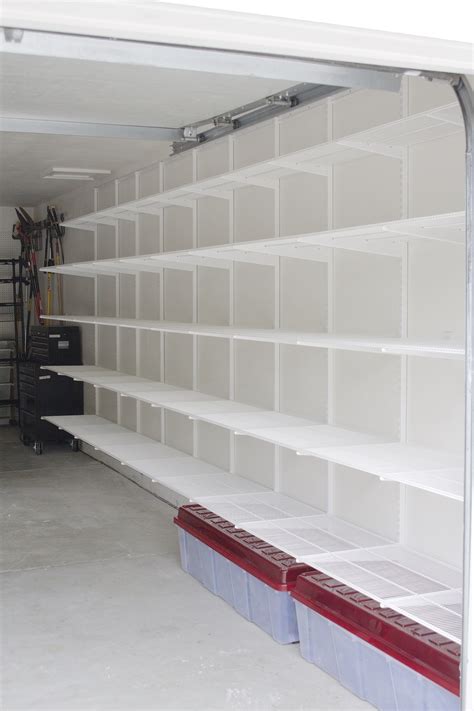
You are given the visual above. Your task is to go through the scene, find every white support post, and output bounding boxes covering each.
[399,82,410,543]
[326,96,335,516]
[273,117,281,492]
[228,135,236,474]
[192,150,199,459]
[134,171,142,434]
[159,161,166,444]
[399,239,409,544]
[93,187,99,416]
[114,179,121,424]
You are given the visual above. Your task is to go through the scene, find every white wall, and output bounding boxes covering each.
[44,77,465,568]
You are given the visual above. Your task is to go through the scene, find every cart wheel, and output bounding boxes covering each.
[33,441,43,455]
[71,438,80,452]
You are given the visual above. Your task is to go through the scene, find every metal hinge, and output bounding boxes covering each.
[182,126,201,142]
[266,93,299,108]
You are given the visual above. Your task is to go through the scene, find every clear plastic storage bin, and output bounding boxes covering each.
[176,504,311,644]
[295,602,459,710]
[292,571,460,711]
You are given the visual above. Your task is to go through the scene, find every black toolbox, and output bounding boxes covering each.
[30,326,82,364]
[19,326,84,454]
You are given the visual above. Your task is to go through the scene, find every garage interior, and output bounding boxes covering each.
[0,12,473,711]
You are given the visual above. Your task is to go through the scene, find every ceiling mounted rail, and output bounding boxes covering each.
[0,116,183,141]
[0,27,404,152]
[175,83,342,153]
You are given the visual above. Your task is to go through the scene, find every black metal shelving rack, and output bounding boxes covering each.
[0,257,26,424]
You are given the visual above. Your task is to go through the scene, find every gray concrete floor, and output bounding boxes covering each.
[0,426,371,711]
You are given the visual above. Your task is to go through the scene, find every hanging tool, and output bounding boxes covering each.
[11,205,66,352]
[48,206,65,314]
[13,208,43,328]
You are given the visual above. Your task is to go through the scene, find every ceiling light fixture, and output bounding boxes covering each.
[42,166,112,181]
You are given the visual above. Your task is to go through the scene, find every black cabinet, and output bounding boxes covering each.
[19,362,84,453]
[30,326,82,365]
[18,326,84,454]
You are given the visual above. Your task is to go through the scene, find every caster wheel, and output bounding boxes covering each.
[33,441,43,455]
[71,438,80,452]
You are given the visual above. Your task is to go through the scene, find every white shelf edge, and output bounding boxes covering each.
[40,315,465,360]
[44,413,460,642]
[42,414,266,498]
[43,365,463,500]
[61,102,462,230]
[44,210,465,276]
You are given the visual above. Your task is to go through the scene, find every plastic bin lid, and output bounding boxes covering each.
[175,504,313,590]
[292,570,460,696]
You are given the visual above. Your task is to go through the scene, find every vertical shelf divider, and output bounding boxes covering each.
[399,83,410,545]
[327,95,336,516]
[159,161,166,444]
[273,117,281,493]
[229,135,236,475]
[114,179,122,425]
[134,171,142,434]
[192,150,199,459]
[93,186,99,416]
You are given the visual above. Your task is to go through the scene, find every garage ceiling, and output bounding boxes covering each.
[0,53,294,205]
[0,132,172,205]
[1,54,295,127]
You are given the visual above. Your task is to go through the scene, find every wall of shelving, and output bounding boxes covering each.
[38,76,466,643]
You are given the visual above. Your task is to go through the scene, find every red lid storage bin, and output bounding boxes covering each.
[175,504,313,643]
[292,570,460,710]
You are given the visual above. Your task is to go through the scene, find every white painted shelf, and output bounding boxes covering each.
[390,589,462,643]
[41,316,464,360]
[43,366,463,500]
[41,413,462,642]
[43,211,465,276]
[60,102,462,231]
[299,547,462,643]
[193,492,461,643]
[42,414,267,498]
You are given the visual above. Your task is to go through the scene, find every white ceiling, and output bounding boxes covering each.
[0,132,171,205]
[1,54,294,127]
[0,54,294,205]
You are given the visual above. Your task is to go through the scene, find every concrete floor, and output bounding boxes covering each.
[0,427,371,711]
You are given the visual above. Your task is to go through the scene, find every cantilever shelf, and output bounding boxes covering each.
[43,414,266,498]
[60,102,463,231]
[43,365,463,500]
[192,491,461,642]
[41,315,464,360]
[42,211,466,275]
[41,414,462,643]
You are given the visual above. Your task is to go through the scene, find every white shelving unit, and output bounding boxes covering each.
[42,211,466,277]
[43,365,463,500]
[58,102,462,231]
[41,315,464,359]
[43,414,268,498]
[41,412,463,643]
[42,83,466,658]
[44,211,466,272]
